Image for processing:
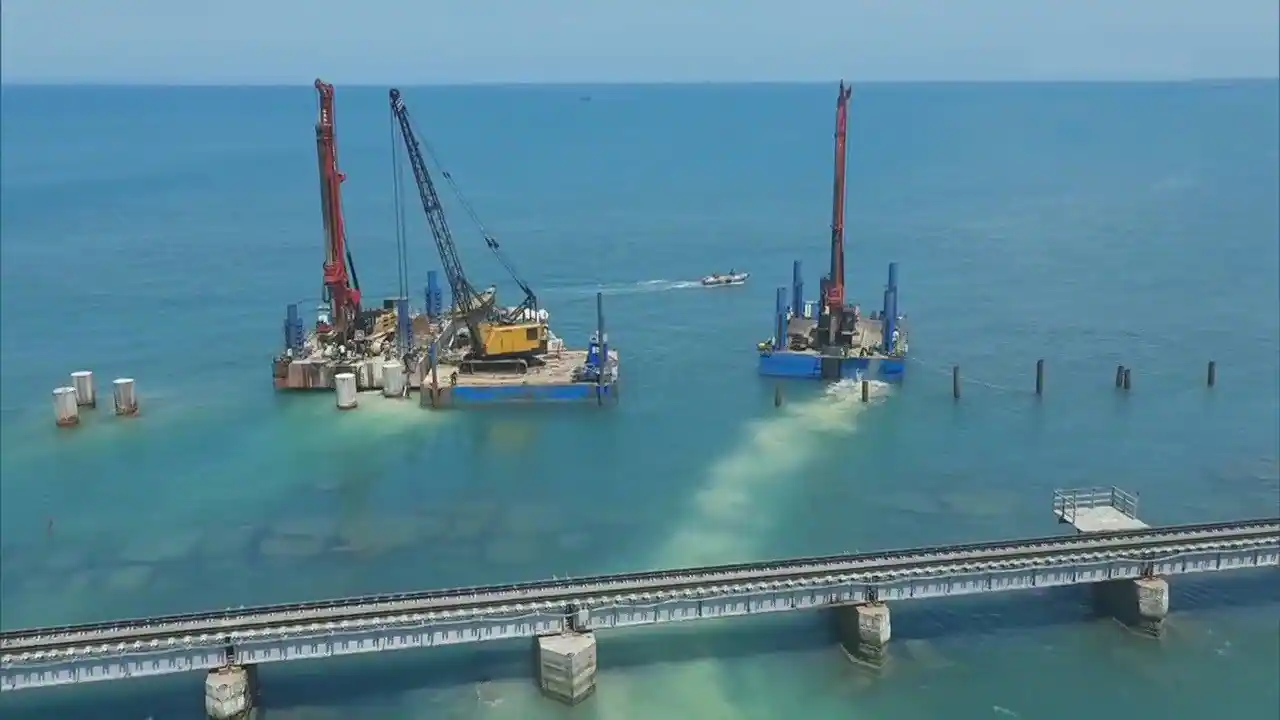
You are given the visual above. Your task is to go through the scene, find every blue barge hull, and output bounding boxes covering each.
[417,290,619,409]
[757,260,908,382]
[758,351,905,381]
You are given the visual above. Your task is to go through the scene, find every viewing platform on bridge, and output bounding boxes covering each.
[1053,486,1147,533]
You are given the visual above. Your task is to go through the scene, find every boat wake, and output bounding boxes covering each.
[548,279,703,297]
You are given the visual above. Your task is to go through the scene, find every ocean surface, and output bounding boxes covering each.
[1,81,1277,719]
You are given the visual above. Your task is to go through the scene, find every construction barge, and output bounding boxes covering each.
[272,81,619,408]
[758,82,907,382]
[274,287,620,408]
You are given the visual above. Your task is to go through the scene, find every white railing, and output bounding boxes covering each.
[1053,486,1139,524]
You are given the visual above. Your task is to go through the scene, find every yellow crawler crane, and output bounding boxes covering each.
[388,88,546,362]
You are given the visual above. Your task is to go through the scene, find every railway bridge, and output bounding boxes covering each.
[2,487,1277,717]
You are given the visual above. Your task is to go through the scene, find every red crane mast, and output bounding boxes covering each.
[314,78,362,337]
[825,82,853,316]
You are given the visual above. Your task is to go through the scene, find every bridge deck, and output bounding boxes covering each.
[4,518,1274,651]
[1,517,1276,692]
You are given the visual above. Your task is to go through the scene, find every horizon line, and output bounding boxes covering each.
[1,76,1277,90]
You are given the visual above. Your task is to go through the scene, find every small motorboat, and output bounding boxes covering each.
[701,271,750,287]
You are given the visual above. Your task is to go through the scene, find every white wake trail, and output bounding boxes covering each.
[550,279,703,297]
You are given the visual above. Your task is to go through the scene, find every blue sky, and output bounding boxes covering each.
[2,0,1277,84]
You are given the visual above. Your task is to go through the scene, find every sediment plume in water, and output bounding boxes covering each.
[585,378,892,718]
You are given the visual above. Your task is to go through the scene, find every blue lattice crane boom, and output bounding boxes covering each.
[389,90,481,318]
[388,88,548,359]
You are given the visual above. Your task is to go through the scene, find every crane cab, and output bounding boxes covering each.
[476,321,548,358]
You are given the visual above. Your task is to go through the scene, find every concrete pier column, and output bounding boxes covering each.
[381,361,406,398]
[1093,577,1168,636]
[112,378,139,416]
[71,371,96,407]
[357,360,378,389]
[334,372,358,410]
[204,665,255,719]
[535,632,597,705]
[836,603,891,666]
[53,387,80,428]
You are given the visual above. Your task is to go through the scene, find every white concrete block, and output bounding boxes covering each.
[71,370,95,407]
[335,372,358,410]
[112,378,138,416]
[382,361,406,398]
[53,387,79,428]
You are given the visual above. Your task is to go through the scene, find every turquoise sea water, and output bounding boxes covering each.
[1,81,1277,719]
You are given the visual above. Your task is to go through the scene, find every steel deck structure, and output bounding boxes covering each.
[3,518,1277,691]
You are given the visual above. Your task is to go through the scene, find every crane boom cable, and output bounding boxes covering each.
[411,122,537,314]
[388,88,550,363]
[388,90,482,317]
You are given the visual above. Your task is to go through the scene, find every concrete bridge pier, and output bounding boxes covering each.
[836,602,891,666]
[204,664,257,719]
[1093,577,1169,636]
[534,631,597,705]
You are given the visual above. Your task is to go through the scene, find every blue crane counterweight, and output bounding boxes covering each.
[424,270,444,321]
[756,82,908,382]
[881,262,899,352]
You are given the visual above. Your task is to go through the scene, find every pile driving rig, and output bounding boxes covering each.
[274,80,415,390]
[313,78,364,342]
[818,81,855,350]
[757,82,907,382]
[388,88,550,374]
